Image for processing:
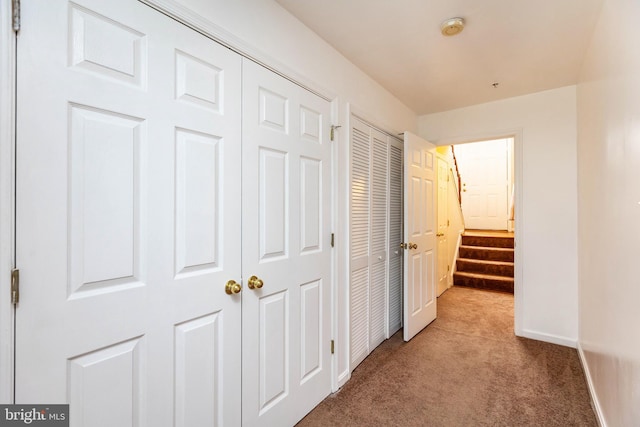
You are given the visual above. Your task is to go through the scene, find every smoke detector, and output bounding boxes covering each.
[441,17,465,36]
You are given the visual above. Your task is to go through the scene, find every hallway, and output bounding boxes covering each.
[298,287,596,426]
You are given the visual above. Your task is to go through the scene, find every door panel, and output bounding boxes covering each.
[403,132,437,342]
[456,139,509,230]
[349,118,371,368]
[16,1,242,426]
[242,59,332,427]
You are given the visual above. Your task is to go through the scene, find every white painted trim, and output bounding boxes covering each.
[140,0,338,102]
[330,97,341,393]
[0,0,16,403]
[577,342,607,427]
[512,130,524,337]
[337,105,353,389]
[449,231,463,286]
[520,329,576,348]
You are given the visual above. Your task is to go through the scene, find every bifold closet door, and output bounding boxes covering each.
[241,59,332,427]
[349,117,402,369]
[388,139,404,336]
[16,0,242,425]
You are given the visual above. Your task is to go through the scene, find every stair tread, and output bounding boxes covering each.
[453,271,514,282]
[459,245,514,251]
[457,258,514,266]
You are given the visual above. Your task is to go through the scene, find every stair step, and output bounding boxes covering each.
[453,272,514,293]
[459,245,514,262]
[461,234,514,249]
[456,258,514,277]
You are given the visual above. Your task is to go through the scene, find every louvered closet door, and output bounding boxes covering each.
[350,118,372,368]
[16,1,242,425]
[388,138,404,336]
[369,129,389,349]
[349,117,399,369]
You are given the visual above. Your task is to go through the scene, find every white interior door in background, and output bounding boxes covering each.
[436,155,449,297]
[241,59,332,427]
[16,0,242,425]
[403,132,437,341]
[455,139,509,230]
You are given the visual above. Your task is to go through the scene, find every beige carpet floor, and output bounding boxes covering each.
[297,286,597,427]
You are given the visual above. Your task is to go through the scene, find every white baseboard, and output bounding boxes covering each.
[518,328,577,348]
[577,342,607,427]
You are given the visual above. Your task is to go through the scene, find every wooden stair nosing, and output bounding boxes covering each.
[456,258,514,277]
[459,245,514,262]
[453,271,514,293]
[461,235,514,249]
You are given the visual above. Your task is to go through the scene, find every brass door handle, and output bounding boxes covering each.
[248,275,264,290]
[436,232,444,237]
[401,243,418,250]
[225,280,242,295]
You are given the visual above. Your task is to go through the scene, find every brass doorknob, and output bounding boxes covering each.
[436,232,444,237]
[400,243,408,249]
[248,275,264,290]
[225,280,242,295]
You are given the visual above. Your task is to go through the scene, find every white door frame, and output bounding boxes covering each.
[0,0,16,404]
[438,130,524,336]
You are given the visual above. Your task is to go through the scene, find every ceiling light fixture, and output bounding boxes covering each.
[441,17,465,36]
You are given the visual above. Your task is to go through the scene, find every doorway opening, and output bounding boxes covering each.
[437,137,516,300]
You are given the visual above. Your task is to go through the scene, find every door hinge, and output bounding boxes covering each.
[12,0,20,33]
[447,265,450,272]
[447,220,450,226]
[11,268,19,305]
[331,233,335,248]
[330,339,335,354]
[330,125,341,142]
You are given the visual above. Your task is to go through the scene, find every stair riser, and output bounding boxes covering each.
[459,247,514,262]
[453,274,514,293]
[456,260,513,277]
[461,235,514,248]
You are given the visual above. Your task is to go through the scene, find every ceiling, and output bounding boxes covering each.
[274,0,604,115]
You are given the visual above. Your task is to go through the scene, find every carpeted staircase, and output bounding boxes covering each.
[454,230,514,293]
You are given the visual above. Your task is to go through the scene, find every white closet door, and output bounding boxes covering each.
[349,118,372,368]
[16,1,242,426]
[369,129,388,349]
[388,138,404,336]
[241,59,332,427]
[349,117,400,368]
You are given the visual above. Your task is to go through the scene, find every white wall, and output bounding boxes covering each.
[418,86,579,346]
[145,0,418,389]
[577,0,640,424]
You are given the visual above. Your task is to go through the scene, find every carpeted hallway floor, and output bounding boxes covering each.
[297,286,597,426]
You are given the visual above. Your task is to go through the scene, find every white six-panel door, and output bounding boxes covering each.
[241,60,332,426]
[455,139,509,230]
[16,0,242,425]
[403,132,437,342]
